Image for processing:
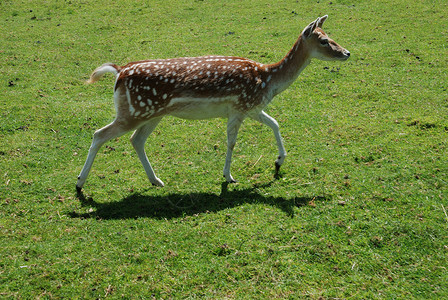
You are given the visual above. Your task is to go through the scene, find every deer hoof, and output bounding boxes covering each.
[274,162,282,179]
[151,178,165,187]
[275,162,281,173]
[223,174,237,183]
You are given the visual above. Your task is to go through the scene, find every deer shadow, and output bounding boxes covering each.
[71,182,327,220]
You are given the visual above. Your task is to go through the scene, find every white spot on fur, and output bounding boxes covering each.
[126,88,135,116]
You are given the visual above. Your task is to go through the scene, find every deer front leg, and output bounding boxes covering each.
[223,114,244,183]
[250,111,287,177]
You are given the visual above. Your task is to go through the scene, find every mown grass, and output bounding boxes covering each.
[1,0,447,298]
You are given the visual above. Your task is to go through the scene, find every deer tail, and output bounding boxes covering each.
[86,63,122,84]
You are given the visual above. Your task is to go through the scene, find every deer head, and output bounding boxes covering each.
[302,15,350,61]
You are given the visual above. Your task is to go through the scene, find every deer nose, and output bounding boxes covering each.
[345,50,350,57]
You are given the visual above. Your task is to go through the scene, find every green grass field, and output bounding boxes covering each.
[1,0,447,298]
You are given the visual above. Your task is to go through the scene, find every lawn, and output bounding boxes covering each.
[1,0,447,298]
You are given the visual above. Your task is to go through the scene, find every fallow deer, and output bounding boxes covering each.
[76,15,350,191]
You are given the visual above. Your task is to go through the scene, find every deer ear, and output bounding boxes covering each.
[317,15,328,28]
[302,18,319,39]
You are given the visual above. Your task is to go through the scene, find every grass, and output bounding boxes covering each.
[1,0,447,298]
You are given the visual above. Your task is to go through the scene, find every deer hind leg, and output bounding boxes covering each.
[130,117,164,187]
[250,111,287,177]
[76,120,130,191]
[223,113,245,183]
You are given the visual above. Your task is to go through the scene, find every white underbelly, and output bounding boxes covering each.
[167,96,237,120]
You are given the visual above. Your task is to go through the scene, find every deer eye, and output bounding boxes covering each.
[320,39,329,46]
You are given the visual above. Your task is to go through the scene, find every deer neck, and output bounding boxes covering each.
[267,35,311,96]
